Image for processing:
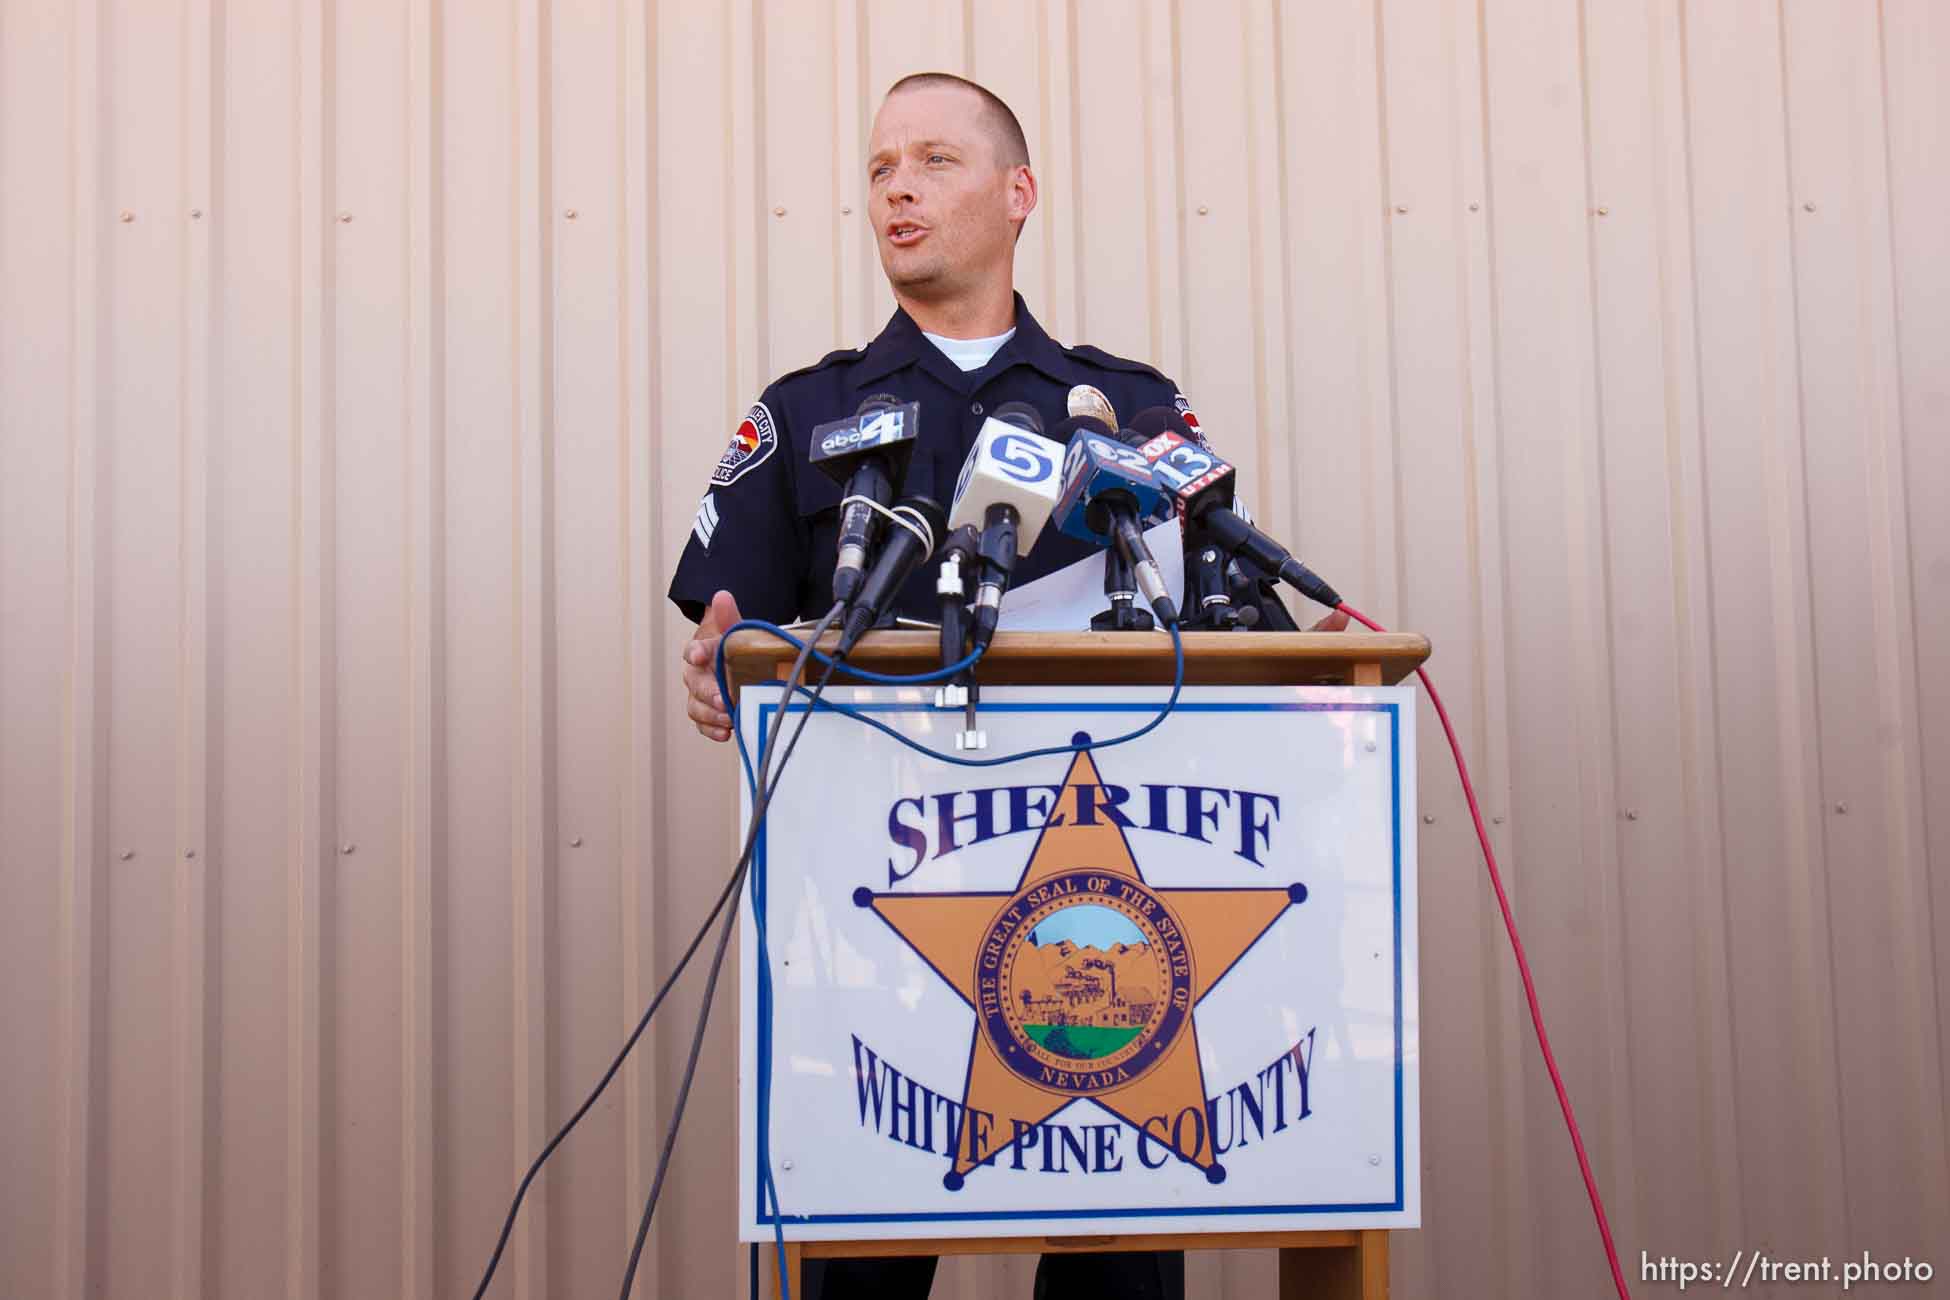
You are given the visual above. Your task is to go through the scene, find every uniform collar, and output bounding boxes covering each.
[854,291,1077,390]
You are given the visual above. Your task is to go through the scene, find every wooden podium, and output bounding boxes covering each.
[725,628,1431,693]
[725,629,1430,1300]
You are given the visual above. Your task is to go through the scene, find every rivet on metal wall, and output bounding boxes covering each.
[1468,201,1480,212]
[774,206,787,217]
[119,210,134,223]
[781,1160,794,1171]
[338,211,353,223]
[1197,204,1210,215]
[1625,809,1639,820]
[119,849,134,860]
[1421,814,1435,825]
[1596,205,1610,216]
[1491,815,1504,824]
[1394,204,1409,214]
[1834,802,1848,814]
[1367,1154,1381,1167]
[564,208,578,220]
[1364,740,1377,752]
[570,836,583,847]
[1803,201,1817,212]
[840,205,852,215]
[190,208,203,220]
[185,849,197,859]
[341,842,355,855]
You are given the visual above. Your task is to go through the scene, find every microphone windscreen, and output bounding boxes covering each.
[905,494,949,548]
[991,400,1045,435]
[947,417,1065,538]
[1129,405,1194,439]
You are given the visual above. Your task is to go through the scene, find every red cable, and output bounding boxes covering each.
[1338,602,1631,1300]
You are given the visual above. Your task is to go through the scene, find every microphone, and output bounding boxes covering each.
[808,396,921,605]
[837,494,947,656]
[1124,407,1342,610]
[1055,405,1156,631]
[1120,408,1237,628]
[1049,416,1179,627]
[947,401,1064,650]
[1093,537,1149,631]
[935,523,980,666]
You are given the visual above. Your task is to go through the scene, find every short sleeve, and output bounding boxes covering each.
[666,392,805,625]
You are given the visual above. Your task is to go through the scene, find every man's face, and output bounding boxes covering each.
[866,85,1031,305]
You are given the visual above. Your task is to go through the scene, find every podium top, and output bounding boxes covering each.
[723,629,1430,690]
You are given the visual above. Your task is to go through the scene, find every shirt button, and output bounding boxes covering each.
[970,402,984,416]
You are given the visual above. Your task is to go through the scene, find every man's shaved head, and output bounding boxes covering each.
[885,72,1030,169]
[867,72,1037,331]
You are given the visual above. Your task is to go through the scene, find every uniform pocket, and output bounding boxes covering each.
[793,448,845,520]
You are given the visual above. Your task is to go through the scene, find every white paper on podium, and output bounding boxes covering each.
[994,519,1185,632]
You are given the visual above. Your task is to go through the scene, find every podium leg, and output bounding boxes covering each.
[769,1241,803,1299]
[1279,1229,1388,1300]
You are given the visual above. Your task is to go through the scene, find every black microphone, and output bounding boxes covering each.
[1048,416,1179,627]
[837,494,947,656]
[1123,407,1342,610]
[808,396,921,605]
[936,523,979,667]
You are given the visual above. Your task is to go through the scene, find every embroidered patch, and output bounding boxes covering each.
[712,402,778,487]
[1172,393,1212,450]
[692,492,721,550]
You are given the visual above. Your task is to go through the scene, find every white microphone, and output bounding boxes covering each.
[946,402,1064,649]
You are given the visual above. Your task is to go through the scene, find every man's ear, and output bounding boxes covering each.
[1009,164,1038,227]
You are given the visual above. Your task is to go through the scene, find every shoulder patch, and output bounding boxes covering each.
[1173,393,1213,450]
[712,402,778,487]
[1062,343,1170,383]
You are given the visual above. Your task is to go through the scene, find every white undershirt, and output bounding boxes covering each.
[922,326,1016,372]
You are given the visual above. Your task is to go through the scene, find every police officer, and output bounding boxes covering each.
[669,71,1322,1300]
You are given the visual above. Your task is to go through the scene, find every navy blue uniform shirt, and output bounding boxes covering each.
[668,293,1211,626]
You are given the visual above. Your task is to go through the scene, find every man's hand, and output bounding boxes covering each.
[1309,608,1350,632]
[681,590,743,743]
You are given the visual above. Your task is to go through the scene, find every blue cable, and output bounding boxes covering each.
[721,618,983,688]
[716,614,1185,1300]
[715,617,984,791]
[751,893,790,1296]
[720,619,1184,775]
[735,638,848,1300]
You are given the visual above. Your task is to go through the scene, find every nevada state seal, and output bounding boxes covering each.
[980,871,1193,1097]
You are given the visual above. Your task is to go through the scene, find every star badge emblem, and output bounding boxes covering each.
[852,736,1308,1189]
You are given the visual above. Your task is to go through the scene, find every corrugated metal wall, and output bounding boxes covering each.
[2,1,1946,1296]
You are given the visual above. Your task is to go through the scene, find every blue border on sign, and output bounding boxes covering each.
[749,698,1406,1227]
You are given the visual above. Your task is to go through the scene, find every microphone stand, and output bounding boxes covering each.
[1089,547,1154,632]
[1183,529,1242,630]
[936,525,985,749]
